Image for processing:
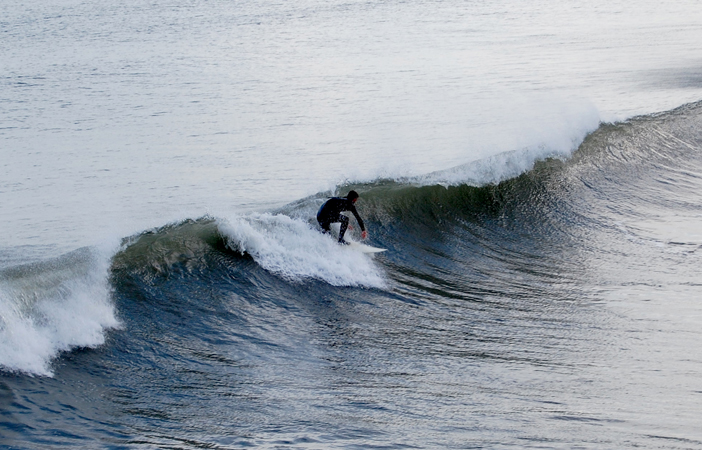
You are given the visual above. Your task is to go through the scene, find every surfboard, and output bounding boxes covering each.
[326,223,387,253]
[346,240,387,253]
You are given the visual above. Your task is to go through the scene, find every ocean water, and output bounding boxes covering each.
[2,0,702,448]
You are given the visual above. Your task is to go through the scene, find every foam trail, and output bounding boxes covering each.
[217,213,386,288]
[0,247,120,376]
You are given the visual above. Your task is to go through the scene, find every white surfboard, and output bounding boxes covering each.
[346,240,387,253]
[328,223,386,253]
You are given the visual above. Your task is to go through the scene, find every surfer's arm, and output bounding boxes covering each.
[349,205,365,232]
[349,207,365,231]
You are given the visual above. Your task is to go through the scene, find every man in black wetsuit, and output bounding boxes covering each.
[317,190,368,244]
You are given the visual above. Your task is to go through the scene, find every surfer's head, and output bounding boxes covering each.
[347,190,359,203]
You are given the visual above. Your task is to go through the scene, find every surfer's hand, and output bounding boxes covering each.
[361,230,368,240]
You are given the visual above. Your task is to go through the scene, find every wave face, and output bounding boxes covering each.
[2,102,702,447]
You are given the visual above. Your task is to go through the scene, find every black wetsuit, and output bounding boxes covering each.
[317,197,365,242]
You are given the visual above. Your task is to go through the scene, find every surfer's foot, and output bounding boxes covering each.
[338,239,349,245]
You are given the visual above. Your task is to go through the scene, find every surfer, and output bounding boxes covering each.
[317,190,368,245]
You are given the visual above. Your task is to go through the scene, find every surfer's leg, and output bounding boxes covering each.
[318,219,331,234]
[338,215,349,242]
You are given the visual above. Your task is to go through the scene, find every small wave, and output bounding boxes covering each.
[0,247,120,376]
[111,214,387,289]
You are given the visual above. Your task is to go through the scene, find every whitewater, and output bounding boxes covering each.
[2,0,702,448]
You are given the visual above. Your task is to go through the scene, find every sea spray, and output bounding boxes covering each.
[217,213,386,288]
[414,97,603,187]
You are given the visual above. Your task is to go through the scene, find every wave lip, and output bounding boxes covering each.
[0,247,120,376]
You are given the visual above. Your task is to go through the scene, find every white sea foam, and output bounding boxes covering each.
[217,213,386,288]
[0,247,120,376]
